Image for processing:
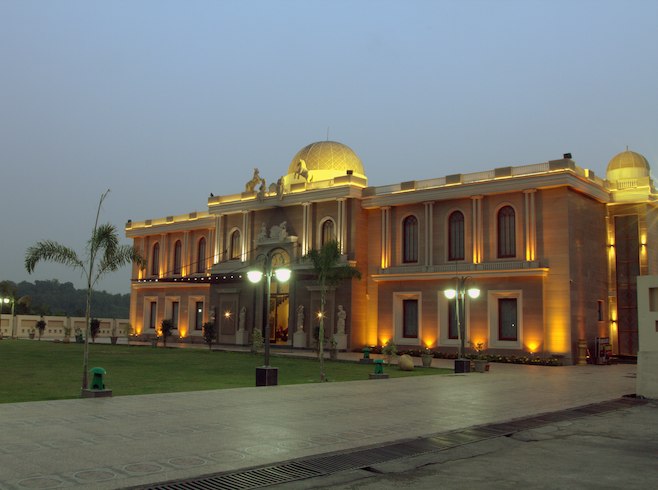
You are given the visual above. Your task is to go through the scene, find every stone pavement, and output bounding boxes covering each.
[0,350,650,489]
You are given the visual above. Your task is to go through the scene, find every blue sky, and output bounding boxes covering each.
[1,0,656,294]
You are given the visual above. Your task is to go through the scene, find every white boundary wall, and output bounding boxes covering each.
[0,315,130,340]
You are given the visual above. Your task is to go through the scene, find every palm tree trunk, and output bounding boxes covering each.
[318,291,326,382]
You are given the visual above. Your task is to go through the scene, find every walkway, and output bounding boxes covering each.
[0,351,644,489]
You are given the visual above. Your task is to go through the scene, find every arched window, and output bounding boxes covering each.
[196,237,206,273]
[448,211,465,261]
[151,243,160,276]
[230,230,241,260]
[497,206,516,258]
[321,219,336,246]
[173,240,182,275]
[402,215,418,263]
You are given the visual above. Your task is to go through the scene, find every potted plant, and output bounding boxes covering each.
[472,342,490,372]
[381,339,397,365]
[329,336,338,360]
[251,327,264,354]
[160,318,174,347]
[63,325,72,343]
[110,323,118,345]
[35,318,47,340]
[421,347,434,368]
[202,321,217,350]
[90,318,101,343]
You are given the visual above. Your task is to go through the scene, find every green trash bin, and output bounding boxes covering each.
[90,367,107,390]
[374,359,384,375]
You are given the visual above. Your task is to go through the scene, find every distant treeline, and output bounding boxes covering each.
[0,279,130,318]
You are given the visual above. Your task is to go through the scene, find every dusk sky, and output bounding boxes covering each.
[1,0,656,294]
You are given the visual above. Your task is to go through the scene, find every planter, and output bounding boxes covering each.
[29,333,35,340]
[473,359,490,372]
[330,349,338,360]
[63,337,70,344]
[75,334,84,344]
[110,336,118,345]
[421,355,433,368]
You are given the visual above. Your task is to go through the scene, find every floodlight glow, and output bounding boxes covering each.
[467,288,480,299]
[247,270,263,283]
[274,268,291,282]
[444,289,456,299]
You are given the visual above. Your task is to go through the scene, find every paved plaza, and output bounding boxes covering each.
[0,352,655,489]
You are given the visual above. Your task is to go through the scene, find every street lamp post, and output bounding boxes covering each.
[247,252,291,386]
[444,276,480,373]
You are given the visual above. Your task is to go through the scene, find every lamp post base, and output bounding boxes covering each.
[256,366,279,386]
[454,358,471,373]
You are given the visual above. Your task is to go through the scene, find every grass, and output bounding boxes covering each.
[0,340,450,403]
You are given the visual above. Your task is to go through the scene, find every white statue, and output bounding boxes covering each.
[296,305,304,332]
[336,305,346,334]
[269,221,288,241]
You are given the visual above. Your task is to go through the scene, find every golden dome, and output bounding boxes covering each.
[606,150,651,181]
[288,141,365,176]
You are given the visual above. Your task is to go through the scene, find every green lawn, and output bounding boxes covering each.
[0,340,450,403]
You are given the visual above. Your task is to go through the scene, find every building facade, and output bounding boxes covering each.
[126,141,657,363]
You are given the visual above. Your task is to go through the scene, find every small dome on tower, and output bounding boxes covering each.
[606,150,651,182]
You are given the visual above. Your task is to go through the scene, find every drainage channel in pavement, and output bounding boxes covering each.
[132,396,647,490]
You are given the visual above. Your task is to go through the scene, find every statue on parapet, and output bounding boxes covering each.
[245,168,266,193]
[294,159,311,182]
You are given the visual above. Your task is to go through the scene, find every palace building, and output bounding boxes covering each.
[126,141,657,363]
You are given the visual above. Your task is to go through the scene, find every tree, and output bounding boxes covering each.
[202,321,217,350]
[24,190,144,391]
[305,240,361,382]
[160,318,175,347]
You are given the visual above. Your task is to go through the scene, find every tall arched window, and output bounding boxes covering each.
[497,206,516,258]
[196,237,206,273]
[448,211,465,261]
[321,219,335,246]
[173,240,182,275]
[403,215,418,263]
[151,243,160,276]
[230,230,241,260]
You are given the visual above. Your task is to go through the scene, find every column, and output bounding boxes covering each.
[337,198,347,254]
[381,207,391,269]
[302,202,311,256]
[523,189,537,261]
[160,233,168,277]
[182,231,190,276]
[242,211,250,262]
[471,196,483,264]
[424,202,434,266]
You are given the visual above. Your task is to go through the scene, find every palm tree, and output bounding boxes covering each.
[305,240,361,382]
[25,190,144,391]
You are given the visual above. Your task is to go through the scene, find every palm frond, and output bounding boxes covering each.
[25,240,84,274]
[94,244,144,286]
